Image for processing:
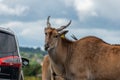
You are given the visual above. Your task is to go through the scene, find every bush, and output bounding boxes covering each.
[23,61,42,76]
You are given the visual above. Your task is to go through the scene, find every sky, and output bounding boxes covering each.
[0,0,120,49]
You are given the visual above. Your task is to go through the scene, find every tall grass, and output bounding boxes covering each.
[24,76,41,80]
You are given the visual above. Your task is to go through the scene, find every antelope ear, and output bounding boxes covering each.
[59,30,68,38]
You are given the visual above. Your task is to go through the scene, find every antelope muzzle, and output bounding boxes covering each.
[44,43,49,51]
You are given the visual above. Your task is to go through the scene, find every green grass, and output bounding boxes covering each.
[24,76,42,80]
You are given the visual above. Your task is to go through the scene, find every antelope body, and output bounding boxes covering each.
[42,55,51,80]
[42,36,77,80]
[44,16,120,80]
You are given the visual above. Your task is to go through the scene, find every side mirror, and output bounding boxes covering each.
[22,58,29,66]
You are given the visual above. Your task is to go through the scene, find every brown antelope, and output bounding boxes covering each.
[42,36,77,80]
[44,16,120,80]
[42,55,51,80]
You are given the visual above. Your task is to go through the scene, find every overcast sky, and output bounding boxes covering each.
[0,0,120,49]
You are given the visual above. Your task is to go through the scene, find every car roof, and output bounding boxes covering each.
[0,27,15,35]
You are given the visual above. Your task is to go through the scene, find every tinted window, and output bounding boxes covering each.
[0,32,18,57]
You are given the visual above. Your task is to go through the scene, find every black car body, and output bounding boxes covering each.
[0,27,28,80]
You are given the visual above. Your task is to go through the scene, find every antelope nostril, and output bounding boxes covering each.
[44,44,49,51]
[45,44,49,47]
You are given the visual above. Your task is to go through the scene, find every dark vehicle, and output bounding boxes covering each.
[0,27,29,80]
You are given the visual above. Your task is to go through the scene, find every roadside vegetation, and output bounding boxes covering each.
[19,47,46,80]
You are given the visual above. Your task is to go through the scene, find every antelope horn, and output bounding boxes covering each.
[47,16,51,27]
[71,34,78,40]
[57,20,71,31]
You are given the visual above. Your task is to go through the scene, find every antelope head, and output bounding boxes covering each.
[44,16,71,51]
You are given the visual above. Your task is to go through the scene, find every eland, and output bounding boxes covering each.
[44,16,120,80]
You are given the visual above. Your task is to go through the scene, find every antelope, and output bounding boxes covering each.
[44,16,120,80]
[42,35,77,80]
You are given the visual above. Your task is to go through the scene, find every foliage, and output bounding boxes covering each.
[19,47,46,55]
[23,61,42,76]
[19,46,46,78]
[24,76,41,80]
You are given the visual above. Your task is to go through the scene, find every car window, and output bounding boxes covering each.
[0,32,18,57]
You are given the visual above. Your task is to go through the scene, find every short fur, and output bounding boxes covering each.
[47,35,120,80]
[44,17,120,80]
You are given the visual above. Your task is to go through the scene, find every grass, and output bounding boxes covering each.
[24,76,42,80]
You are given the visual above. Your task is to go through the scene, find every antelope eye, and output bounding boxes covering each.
[54,35,58,38]
[45,33,47,35]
